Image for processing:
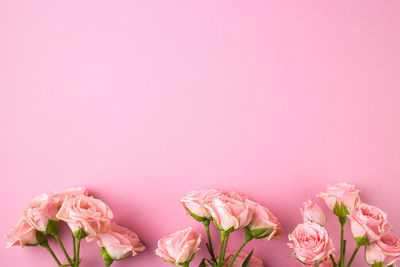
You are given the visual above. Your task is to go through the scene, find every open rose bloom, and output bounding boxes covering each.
[56,195,114,236]
[180,189,223,219]
[87,223,145,260]
[205,195,252,232]
[288,222,335,265]
[348,202,391,242]
[5,218,39,248]
[156,227,201,265]
[366,235,400,266]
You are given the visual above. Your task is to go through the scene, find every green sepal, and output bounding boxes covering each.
[185,207,211,222]
[101,247,114,263]
[73,228,88,240]
[180,251,196,266]
[354,235,369,245]
[333,201,349,218]
[35,230,47,245]
[371,263,383,267]
[249,227,271,239]
[45,219,59,236]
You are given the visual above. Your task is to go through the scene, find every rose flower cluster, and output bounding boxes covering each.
[155,189,283,267]
[5,187,145,267]
[288,183,400,267]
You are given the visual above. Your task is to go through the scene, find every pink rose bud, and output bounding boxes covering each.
[224,252,264,267]
[301,200,327,226]
[348,203,391,242]
[155,227,201,265]
[366,235,400,266]
[317,183,360,216]
[87,223,145,261]
[288,222,335,265]
[56,195,113,236]
[23,194,59,232]
[246,199,283,241]
[205,195,252,232]
[5,218,39,248]
[181,190,223,220]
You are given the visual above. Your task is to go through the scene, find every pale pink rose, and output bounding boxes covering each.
[155,227,201,265]
[181,189,223,219]
[228,191,248,202]
[48,187,88,208]
[317,183,360,213]
[224,252,264,267]
[246,199,283,241]
[23,194,59,232]
[87,223,145,260]
[288,222,335,265]
[302,200,327,226]
[205,195,252,232]
[305,255,337,267]
[366,235,400,266]
[348,203,391,241]
[56,195,113,236]
[5,218,39,248]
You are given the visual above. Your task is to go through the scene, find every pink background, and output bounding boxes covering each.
[1,1,400,266]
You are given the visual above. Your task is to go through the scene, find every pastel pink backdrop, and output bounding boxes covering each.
[1,1,399,266]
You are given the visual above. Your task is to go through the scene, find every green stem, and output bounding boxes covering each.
[218,231,230,267]
[339,217,347,267]
[40,240,62,266]
[346,243,361,267]
[72,234,76,262]
[105,260,113,267]
[76,238,81,266]
[314,264,319,267]
[227,234,253,267]
[330,254,338,267]
[203,220,217,263]
[53,234,74,266]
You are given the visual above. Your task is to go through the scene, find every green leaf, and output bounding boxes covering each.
[199,258,207,267]
[73,228,88,239]
[45,219,59,236]
[242,249,253,267]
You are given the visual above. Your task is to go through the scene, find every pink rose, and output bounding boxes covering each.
[181,189,223,219]
[348,203,391,242]
[205,195,252,232]
[366,235,400,266]
[87,223,145,260]
[56,195,113,236]
[48,187,88,208]
[23,194,59,232]
[156,227,201,265]
[288,222,335,265]
[5,218,39,248]
[302,200,327,226]
[317,183,360,215]
[224,252,264,267]
[246,199,283,241]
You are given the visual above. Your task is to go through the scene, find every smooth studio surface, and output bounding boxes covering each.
[1,1,400,266]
